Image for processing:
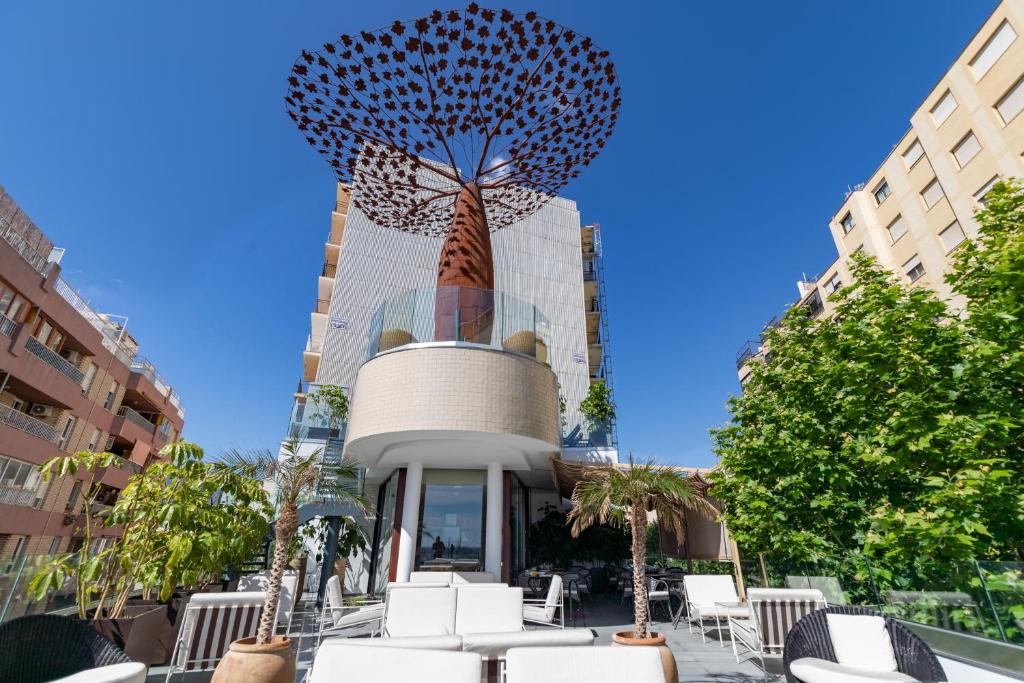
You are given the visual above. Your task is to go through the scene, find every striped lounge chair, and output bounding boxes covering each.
[727,588,826,669]
[165,591,265,682]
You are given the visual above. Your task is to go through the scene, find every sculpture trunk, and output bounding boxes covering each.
[434,182,495,343]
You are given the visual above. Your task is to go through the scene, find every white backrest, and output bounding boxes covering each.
[683,574,738,608]
[543,575,562,621]
[325,575,345,624]
[455,586,523,634]
[237,570,298,626]
[311,643,482,683]
[411,571,454,584]
[452,571,495,584]
[384,586,458,636]
[388,581,450,590]
[506,646,663,683]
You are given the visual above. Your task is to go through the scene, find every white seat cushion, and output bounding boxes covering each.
[696,604,749,619]
[648,590,670,599]
[455,587,523,634]
[462,628,594,658]
[411,571,454,584]
[506,646,662,683]
[826,614,898,672]
[683,575,740,607]
[385,587,457,636]
[333,603,385,629]
[48,663,148,683]
[310,644,480,683]
[523,605,555,623]
[323,634,463,650]
[790,658,917,683]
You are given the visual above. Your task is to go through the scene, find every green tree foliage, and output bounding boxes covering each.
[710,180,1024,571]
[578,381,615,425]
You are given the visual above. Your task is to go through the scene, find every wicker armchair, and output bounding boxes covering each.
[0,614,135,683]
[783,606,946,683]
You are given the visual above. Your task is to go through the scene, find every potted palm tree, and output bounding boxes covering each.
[567,454,714,683]
[213,440,366,683]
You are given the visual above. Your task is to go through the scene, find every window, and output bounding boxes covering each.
[87,427,102,451]
[903,139,925,169]
[0,455,47,508]
[873,179,891,205]
[931,90,958,126]
[805,290,824,318]
[34,319,53,345]
[81,362,97,395]
[66,480,82,509]
[823,273,843,296]
[975,175,1000,205]
[952,131,982,168]
[58,416,76,451]
[939,221,967,252]
[103,381,119,410]
[840,212,856,234]
[5,295,27,323]
[970,20,1017,79]
[903,254,926,283]
[921,179,944,209]
[996,75,1024,124]
[887,215,908,243]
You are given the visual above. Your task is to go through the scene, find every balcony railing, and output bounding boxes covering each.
[25,337,85,384]
[736,340,761,370]
[0,403,59,443]
[0,216,51,275]
[366,286,552,365]
[113,455,142,475]
[116,406,156,433]
[316,299,330,314]
[53,278,137,368]
[0,485,39,507]
[305,335,322,354]
[0,314,16,338]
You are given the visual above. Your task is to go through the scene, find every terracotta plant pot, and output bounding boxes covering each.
[612,631,678,683]
[334,557,348,583]
[211,636,295,683]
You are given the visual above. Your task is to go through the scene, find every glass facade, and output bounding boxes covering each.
[508,474,527,576]
[415,469,486,571]
[370,473,399,594]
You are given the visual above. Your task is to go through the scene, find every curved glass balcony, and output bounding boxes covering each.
[366,286,552,365]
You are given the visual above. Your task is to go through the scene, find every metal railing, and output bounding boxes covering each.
[736,340,761,370]
[0,403,59,442]
[53,278,137,368]
[113,455,142,475]
[0,216,51,275]
[0,486,38,507]
[305,335,322,353]
[0,314,16,338]
[116,406,156,433]
[25,336,85,384]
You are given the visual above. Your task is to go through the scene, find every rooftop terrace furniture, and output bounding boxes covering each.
[785,575,847,605]
[647,576,672,623]
[783,605,947,683]
[309,643,482,683]
[727,588,826,667]
[165,591,265,682]
[0,614,144,683]
[523,573,564,628]
[383,586,459,637]
[409,570,496,584]
[682,574,748,642]
[237,569,299,634]
[317,575,384,646]
[505,646,664,683]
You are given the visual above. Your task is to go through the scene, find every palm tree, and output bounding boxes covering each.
[567,454,715,639]
[223,439,367,645]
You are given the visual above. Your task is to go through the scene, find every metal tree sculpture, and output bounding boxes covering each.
[285,4,620,340]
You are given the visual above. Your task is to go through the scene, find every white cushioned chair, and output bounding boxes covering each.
[317,575,385,645]
[523,574,563,628]
[505,646,664,683]
[383,586,459,637]
[682,574,748,643]
[310,643,482,683]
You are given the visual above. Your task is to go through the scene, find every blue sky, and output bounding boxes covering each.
[0,1,996,467]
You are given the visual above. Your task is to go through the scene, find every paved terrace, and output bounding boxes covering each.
[147,594,777,683]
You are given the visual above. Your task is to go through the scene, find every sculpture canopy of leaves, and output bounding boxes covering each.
[284,4,620,235]
[710,180,1024,577]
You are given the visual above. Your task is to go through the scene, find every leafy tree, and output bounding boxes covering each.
[309,384,349,432]
[710,181,1024,573]
[579,381,615,426]
[527,503,629,567]
[568,456,713,639]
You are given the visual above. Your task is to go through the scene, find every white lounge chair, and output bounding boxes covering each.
[309,643,482,683]
[237,569,298,634]
[727,587,827,667]
[165,592,264,682]
[317,575,385,646]
[505,646,664,683]
[50,663,147,683]
[682,574,748,643]
[523,574,564,628]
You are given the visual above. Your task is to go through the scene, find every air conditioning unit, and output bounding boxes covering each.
[29,404,53,417]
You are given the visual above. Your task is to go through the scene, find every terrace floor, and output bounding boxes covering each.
[148,594,778,683]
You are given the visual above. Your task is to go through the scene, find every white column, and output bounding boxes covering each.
[395,462,423,583]
[485,462,503,578]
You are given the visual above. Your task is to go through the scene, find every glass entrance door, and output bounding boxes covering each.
[415,469,486,571]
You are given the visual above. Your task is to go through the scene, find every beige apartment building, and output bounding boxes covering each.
[0,184,184,584]
[739,0,1024,382]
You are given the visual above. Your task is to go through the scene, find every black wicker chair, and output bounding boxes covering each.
[0,614,134,683]
[784,606,946,683]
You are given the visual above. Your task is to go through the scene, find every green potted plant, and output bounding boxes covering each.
[578,382,615,445]
[29,442,270,664]
[567,454,714,683]
[214,439,366,683]
[329,516,368,585]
